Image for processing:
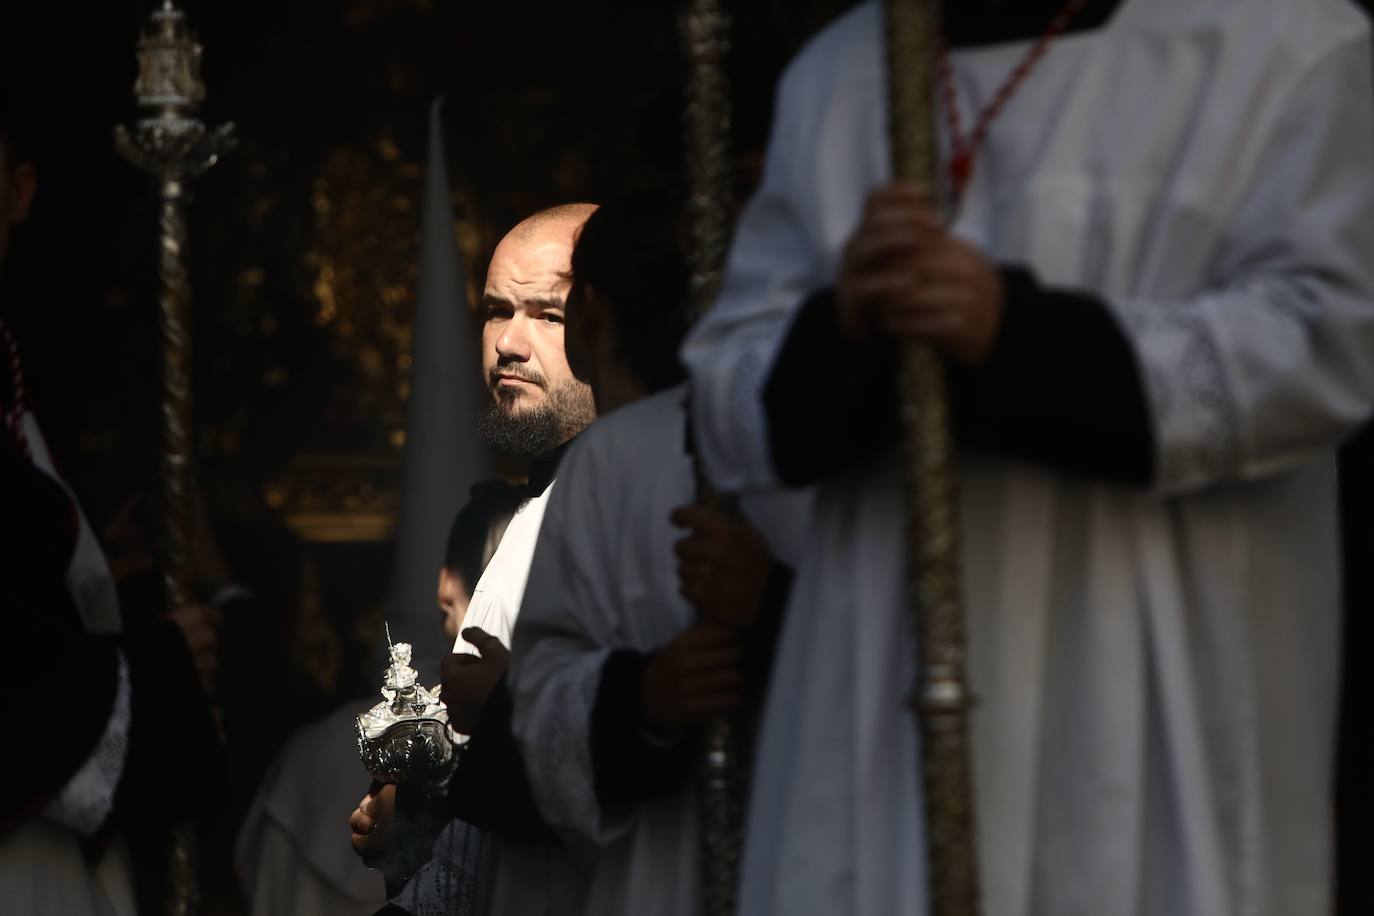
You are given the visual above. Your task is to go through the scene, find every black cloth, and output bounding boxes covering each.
[742,562,793,686]
[762,270,1154,487]
[1337,419,1374,916]
[525,438,570,497]
[444,677,556,844]
[762,289,900,487]
[949,268,1154,485]
[943,0,1126,49]
[589,650,694,809]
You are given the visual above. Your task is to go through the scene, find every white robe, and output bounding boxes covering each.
[234,701,389,916]
[507,385,810,916]
[681,2,1374,915]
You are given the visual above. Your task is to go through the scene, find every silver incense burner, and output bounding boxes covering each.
[355,626,457,786]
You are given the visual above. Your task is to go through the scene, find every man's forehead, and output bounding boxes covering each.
[485,235,574,296]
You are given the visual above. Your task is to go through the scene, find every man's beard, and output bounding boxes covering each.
[476,367,595,459]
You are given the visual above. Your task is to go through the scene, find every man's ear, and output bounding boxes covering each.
[438,565,461,595]
[8,162,36,224]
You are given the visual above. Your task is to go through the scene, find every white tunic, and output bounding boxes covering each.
[507,385,810,916]
[681,2,1374,915]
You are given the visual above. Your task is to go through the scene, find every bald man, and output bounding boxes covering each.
[471,203,599,480]
[352,204,597,916]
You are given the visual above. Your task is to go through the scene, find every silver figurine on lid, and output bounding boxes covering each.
[355,624,458,787]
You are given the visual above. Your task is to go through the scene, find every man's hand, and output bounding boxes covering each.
[641,622,743,731]
[349,782,395,867]
[838,182,1004,366]
[670,505,772,634]
[440,627,510,734]
[167,603,221,695]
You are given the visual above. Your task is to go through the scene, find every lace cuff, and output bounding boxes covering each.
[1112,295,1242,493]
[390,819,486,916]
[44,652,131,835]
[526,648,612,843]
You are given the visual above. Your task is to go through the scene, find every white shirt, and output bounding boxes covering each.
[455,481,553,656]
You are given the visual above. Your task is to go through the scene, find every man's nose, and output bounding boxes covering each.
[496,315,531,361]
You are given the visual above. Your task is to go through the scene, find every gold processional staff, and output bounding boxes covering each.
[115,3,236,914]
[886,0,981,913]
[681,1,982,914]
[679,2,744,916]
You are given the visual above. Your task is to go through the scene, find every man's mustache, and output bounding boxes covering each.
[488,364,546,389]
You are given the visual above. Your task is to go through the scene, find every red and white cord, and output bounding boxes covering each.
[0,318,31,458]
[937,0,1089,206]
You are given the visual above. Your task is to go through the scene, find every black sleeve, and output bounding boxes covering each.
[761,269,1154,486]
[762,290,900,486]
[446,677,556,844]
[589,560,793,811]
[948,267,1154,486]
[1337,420,1374,916]
[589,650,695,808]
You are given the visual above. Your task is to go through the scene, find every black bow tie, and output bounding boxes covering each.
[525,437,574,496]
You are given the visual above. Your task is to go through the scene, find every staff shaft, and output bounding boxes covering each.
[681,1,744,914]
[885,1,981,913]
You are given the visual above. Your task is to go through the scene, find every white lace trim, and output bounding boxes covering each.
[532,650,607,841]
[44,653,131,836]
[1113,297,1241,493]
[390,819,486,916]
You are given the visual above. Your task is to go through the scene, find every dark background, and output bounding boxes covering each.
[3,0,860,700]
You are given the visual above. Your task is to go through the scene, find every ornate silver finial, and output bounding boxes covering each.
[116,2,235,183]
[115,11,236,910]
[132,2,206,112]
